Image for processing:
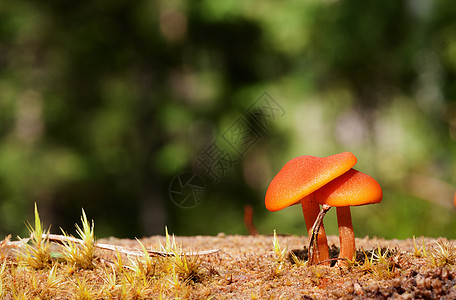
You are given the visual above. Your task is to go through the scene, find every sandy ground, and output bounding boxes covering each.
[98,234,456,299]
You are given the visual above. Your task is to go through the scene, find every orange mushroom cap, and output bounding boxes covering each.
[265,152,357,211]
[314,168,382,207]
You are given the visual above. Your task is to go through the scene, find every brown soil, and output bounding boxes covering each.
[100,234,456,299]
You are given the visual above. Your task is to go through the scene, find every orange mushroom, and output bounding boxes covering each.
[265,152,357,265]
[314,168,383,265]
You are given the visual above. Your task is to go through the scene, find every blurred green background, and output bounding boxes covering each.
[1,0,455,240]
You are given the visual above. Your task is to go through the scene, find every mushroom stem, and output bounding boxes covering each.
[336,206,355,265]
[301,196,330,265]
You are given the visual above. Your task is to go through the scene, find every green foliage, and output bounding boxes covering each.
[272,230,287,264]
[413,236,427,258]
[428,239,456,268]
[60,209,96,269]
[0,0,456,239]
[160,227,202,283]
[18,203,51,269]
[130,239,155,279]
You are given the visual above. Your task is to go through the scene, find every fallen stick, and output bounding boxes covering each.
[43,234,220,257]
[308,204,331,265]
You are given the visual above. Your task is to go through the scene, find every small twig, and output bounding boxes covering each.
[45,233,81,245]
[308,204,331,265]
[44,234,220,257]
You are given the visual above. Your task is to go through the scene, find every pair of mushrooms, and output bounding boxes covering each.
[265,152,382,266]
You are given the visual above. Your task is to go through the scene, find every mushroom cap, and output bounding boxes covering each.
[314,168,382,207]
[265,152,357,211]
